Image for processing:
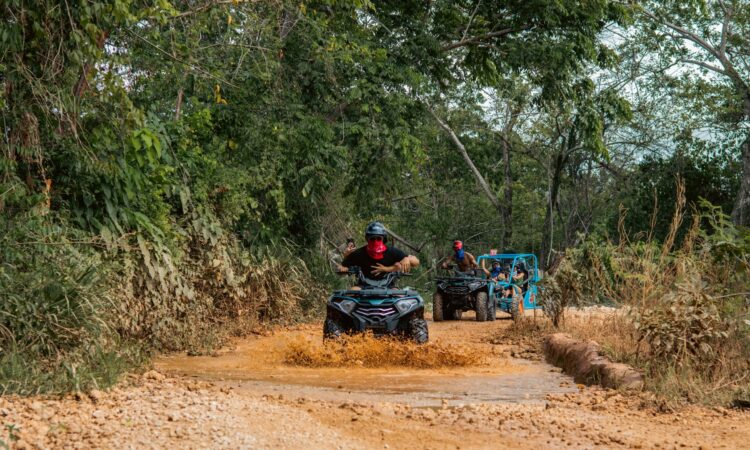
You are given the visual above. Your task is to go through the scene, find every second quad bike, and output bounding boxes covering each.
[432,268,494,322]
[324,267,429,344]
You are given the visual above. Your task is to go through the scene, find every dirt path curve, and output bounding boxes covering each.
[3,316,750,449]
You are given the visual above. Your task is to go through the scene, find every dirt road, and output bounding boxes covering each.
[3,316,749,449]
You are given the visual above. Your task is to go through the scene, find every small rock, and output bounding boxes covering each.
[29,401,44,413]
[143,370,166,381]
[88,390,104,403]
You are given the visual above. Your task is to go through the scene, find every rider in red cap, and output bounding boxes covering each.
[440,240,478,272]
[338,221,420,287]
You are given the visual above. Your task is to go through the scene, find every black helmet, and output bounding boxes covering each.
[364,221,387,240]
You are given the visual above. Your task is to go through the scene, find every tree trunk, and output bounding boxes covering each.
[430,109,502,212]
[500,135,512,250]
[731,96,750,226]
[174,87,184,121]
[541,152,565,270]
[73,31,108,98]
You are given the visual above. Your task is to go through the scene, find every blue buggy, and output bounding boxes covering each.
[477,253,542,321]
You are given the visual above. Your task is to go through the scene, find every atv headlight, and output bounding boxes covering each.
[395,298,418,314]
[336,299,356,314]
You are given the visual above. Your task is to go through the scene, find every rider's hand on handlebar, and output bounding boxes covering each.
[372,263,394,276]
[397,258,412,273]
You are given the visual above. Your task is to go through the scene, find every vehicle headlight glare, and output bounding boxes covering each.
[395,298,418,313]
[337,299,356,314]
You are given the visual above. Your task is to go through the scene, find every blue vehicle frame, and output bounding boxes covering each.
[476,253,542,321]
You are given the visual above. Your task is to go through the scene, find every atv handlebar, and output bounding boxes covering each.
[342,266,361,276]
[339,266,411,277]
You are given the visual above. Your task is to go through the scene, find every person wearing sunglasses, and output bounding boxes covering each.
[338,221,419,284]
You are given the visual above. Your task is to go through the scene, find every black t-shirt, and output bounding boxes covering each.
[342,246,408,280]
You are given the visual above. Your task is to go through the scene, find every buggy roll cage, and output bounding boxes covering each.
[476,253,540,287]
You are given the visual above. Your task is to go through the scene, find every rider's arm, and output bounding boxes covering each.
[390,255,419,273]
[467,252,479,269]
[403,255,419,270]
[480,258,490,276]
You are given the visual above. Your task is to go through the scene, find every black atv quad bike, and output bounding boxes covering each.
[433,268,494,322]
[324,267,429,344]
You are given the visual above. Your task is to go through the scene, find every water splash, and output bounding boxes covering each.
[284,333,485,368]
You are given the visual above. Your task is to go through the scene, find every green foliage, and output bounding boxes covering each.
[1,0,742,397]
[618,152,739,243]
[0,214,145,394]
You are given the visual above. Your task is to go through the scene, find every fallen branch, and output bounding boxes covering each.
[386,228,427,253]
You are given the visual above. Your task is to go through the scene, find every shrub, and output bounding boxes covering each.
[541,180,750,406]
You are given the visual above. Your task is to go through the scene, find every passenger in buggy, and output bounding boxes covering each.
[482,259,507,282]
[513,263,530,293]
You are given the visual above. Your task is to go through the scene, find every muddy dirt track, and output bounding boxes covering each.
[3,315,750,449]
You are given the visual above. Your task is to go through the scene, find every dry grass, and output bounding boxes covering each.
[535,178,750,407]
[496,310,639,362]
[501,311,748,407]
[283,333,485,369]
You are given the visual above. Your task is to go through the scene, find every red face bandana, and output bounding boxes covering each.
[366,236,387,260]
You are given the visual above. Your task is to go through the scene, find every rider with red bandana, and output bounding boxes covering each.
[339,221,420,287]
[440,240,478,272]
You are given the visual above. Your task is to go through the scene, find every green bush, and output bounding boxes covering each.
[0,214,141,394]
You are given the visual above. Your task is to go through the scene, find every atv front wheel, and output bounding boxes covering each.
[510,289,524,322]
[407,318,429,344]
[487,294,496,322]
[475,291,489,322]
[323,318,345,340]
[432,292,444,322]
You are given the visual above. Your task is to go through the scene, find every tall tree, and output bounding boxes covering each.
[637,0,750,225]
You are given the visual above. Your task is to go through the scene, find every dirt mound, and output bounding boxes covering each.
[284,333,485,368]
[543,333,643,389]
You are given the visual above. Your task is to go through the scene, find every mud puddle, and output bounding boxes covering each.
[156,319,578,407]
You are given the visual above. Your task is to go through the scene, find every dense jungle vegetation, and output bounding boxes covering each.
[2,0,749,403]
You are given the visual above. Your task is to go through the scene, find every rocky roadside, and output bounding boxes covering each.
[0,371,363,450]
[272,387,750,449]
[2,370,749,449]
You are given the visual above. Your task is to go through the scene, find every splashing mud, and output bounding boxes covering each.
[156,321,582,406]
[284,333,484,368]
